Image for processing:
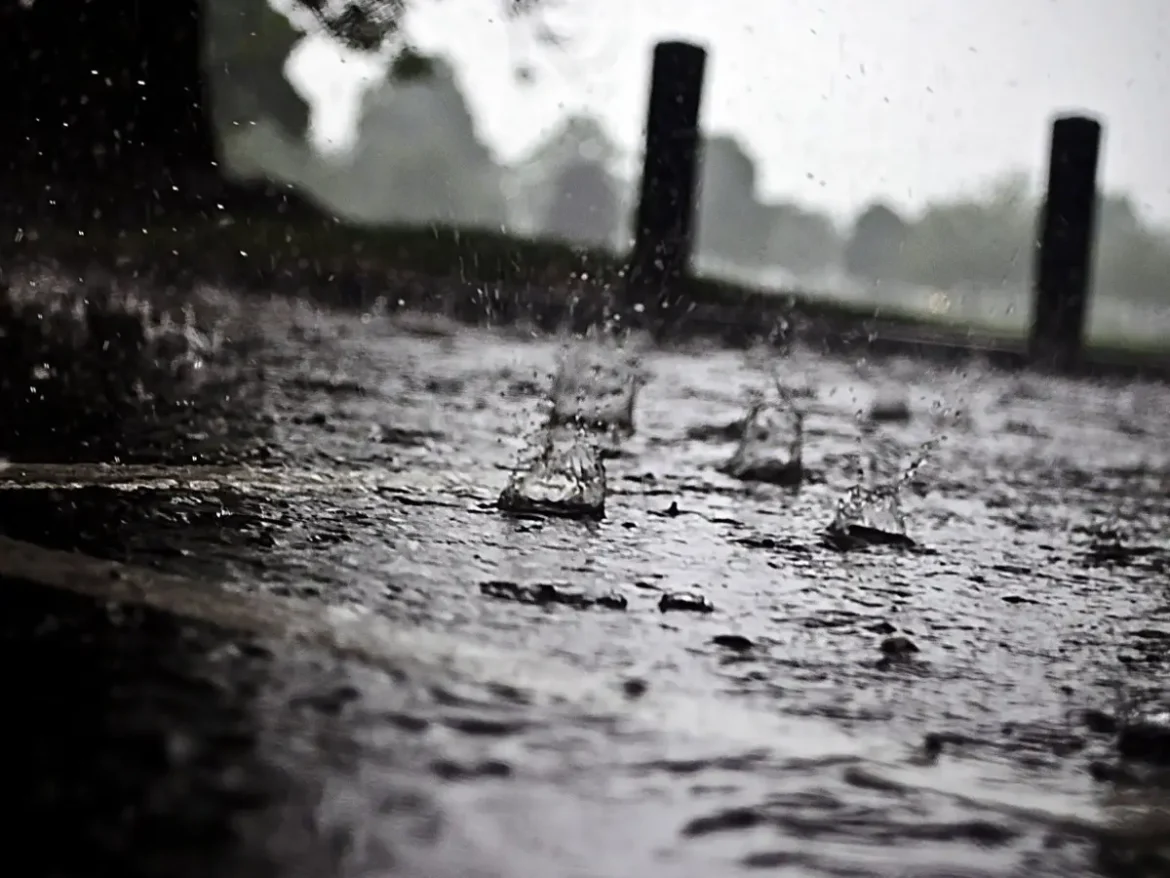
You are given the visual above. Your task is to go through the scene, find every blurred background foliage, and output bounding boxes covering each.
[215,0,1170,312]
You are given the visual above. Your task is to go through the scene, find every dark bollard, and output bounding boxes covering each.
[1029,114,1103,371]
[624,41,707,336]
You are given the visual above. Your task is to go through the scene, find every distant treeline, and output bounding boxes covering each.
[215,7,1170,304]
[840,176,1170,303]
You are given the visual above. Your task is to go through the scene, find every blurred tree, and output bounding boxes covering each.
[1092,194,1170,302]
[543,160,622,248]
[388,43,439,80]
[532,115,621,169]
[0,0,553,232]
[762,202,841,275]
[843,202,909,283]
[896,175,1033,289]
[206,0,309,141]
[508,114,625,239]
[695,134,772,266]
[343,54,508,227]
[291,0,564,52]
[861,172,1170,304]
[0,0,213,222]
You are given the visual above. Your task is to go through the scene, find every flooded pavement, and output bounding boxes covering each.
[3,286,1170,876]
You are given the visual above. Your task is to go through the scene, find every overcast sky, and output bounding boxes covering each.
[283,0,1170,222]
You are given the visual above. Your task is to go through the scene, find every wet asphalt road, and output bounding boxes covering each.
[2,289,1170,877]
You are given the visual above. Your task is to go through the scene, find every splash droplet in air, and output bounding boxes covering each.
[719,385,804,486]
[823,437,941,550]
[498,422,607,519]
[548,338,645,442]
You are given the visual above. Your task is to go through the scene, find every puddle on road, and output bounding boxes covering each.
[3,287,1170,876]
[5,536,1155,878]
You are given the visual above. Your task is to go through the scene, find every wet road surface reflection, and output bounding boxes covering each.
[2,296,1169,876]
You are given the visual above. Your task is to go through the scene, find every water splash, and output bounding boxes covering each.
[548,337,646,440]
[497,422,607,519]
[719,383,804,486]
[824,437,942,548]
[827,481,908,545]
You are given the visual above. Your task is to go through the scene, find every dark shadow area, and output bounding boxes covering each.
[0,272,274,464]
[0,576,289,878]
[0,571,451,878]
[0,0,323,237]
[0,482,371,595]
[0,486,283,576]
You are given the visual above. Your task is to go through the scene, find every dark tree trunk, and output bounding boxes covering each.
[0,0,321,241]
[0,0,213,225]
